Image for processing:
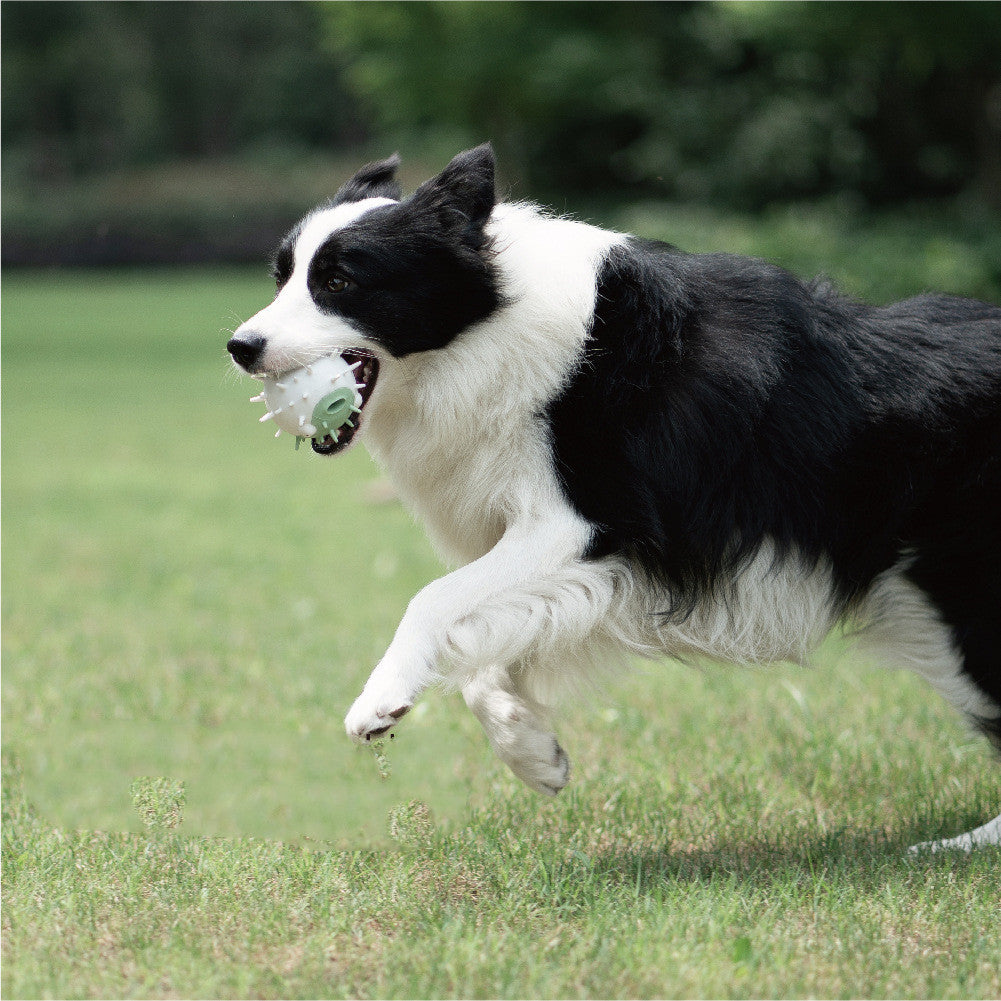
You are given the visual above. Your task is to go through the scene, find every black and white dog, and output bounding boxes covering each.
[228,145,1001,850]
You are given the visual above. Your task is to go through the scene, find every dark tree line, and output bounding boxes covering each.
[2,2,358,180]
[4,1,1000,209]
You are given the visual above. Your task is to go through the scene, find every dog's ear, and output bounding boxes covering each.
[332,153,403,205]
[411,144,496,250]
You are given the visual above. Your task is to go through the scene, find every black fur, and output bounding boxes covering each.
[547,237,1001,717]
[270,237,295,291]
[280,144,501,357]
[270,153,403,292]
[331,153,403,206]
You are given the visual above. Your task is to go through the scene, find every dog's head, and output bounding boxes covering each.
[228,144,502,454]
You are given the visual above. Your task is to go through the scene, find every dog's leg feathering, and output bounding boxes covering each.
[345,512,597,744]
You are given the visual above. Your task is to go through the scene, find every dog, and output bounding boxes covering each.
[228,144,1001,850]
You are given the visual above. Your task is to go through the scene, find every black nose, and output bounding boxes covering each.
[227,332,265,371]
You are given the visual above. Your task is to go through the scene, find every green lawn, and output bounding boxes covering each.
[1,268,479,844]
[3,253,1000,999]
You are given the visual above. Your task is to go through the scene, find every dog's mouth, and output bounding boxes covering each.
[311,350,380,456]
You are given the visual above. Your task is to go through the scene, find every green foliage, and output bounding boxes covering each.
[322,1,1001,208]
[1,2,358,181]
[5,0,1001,213]
[4,1,1001,266]
[610,198,1001,303]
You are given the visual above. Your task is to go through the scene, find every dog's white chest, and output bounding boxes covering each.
[364,394,515,564]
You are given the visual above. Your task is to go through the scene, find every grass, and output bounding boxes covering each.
[1,268,480,842]
[3,230,1000,998]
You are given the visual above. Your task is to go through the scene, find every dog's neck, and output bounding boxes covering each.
[362,202,625,566]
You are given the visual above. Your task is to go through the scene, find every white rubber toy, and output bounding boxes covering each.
[250,354,364,446]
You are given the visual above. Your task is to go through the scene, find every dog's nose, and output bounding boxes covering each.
[227,332,265,371]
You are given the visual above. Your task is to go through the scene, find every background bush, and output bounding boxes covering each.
[321,1,1001,207]
[3,1,1000,270]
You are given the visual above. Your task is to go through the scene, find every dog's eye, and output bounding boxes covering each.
[326,275,352,294]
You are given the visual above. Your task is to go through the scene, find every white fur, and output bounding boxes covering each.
[344,205,630,751]
[363,203,629,564]
[241,197,396,375]
[462,664,571,795]
[909,813,1001,853]
[235,198,1000,847]
[854,568,1001,721]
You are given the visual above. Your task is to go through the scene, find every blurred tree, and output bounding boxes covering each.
[318,2,691,192]
[1,1,363,182]
[726,3,1001,207]
[3,1,999,210]
[321,0,1001,208]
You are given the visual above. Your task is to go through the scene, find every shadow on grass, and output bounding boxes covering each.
[587,817,998,897]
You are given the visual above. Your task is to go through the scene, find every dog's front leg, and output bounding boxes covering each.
[344,513,592,744]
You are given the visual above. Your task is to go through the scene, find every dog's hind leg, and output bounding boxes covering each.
[856,573,1001,851]
[909,812,1001,853]
[462,664,571,796]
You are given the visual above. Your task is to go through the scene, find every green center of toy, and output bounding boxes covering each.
[311,387,357,438]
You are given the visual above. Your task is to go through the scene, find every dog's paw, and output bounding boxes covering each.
[345,698,412,744]
[464,682,571,795]
[506,735,571,797]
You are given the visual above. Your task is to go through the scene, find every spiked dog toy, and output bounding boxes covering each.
[250,354,364,450]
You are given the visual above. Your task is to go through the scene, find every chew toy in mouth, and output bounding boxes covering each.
[251,351,380,455]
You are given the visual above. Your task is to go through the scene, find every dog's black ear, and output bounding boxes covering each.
[411,143,496,250]
[332,153,403,205]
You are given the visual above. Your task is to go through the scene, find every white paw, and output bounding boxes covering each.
[502,732,571,796]
[463,680,571,795]
[344,694,412,744]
